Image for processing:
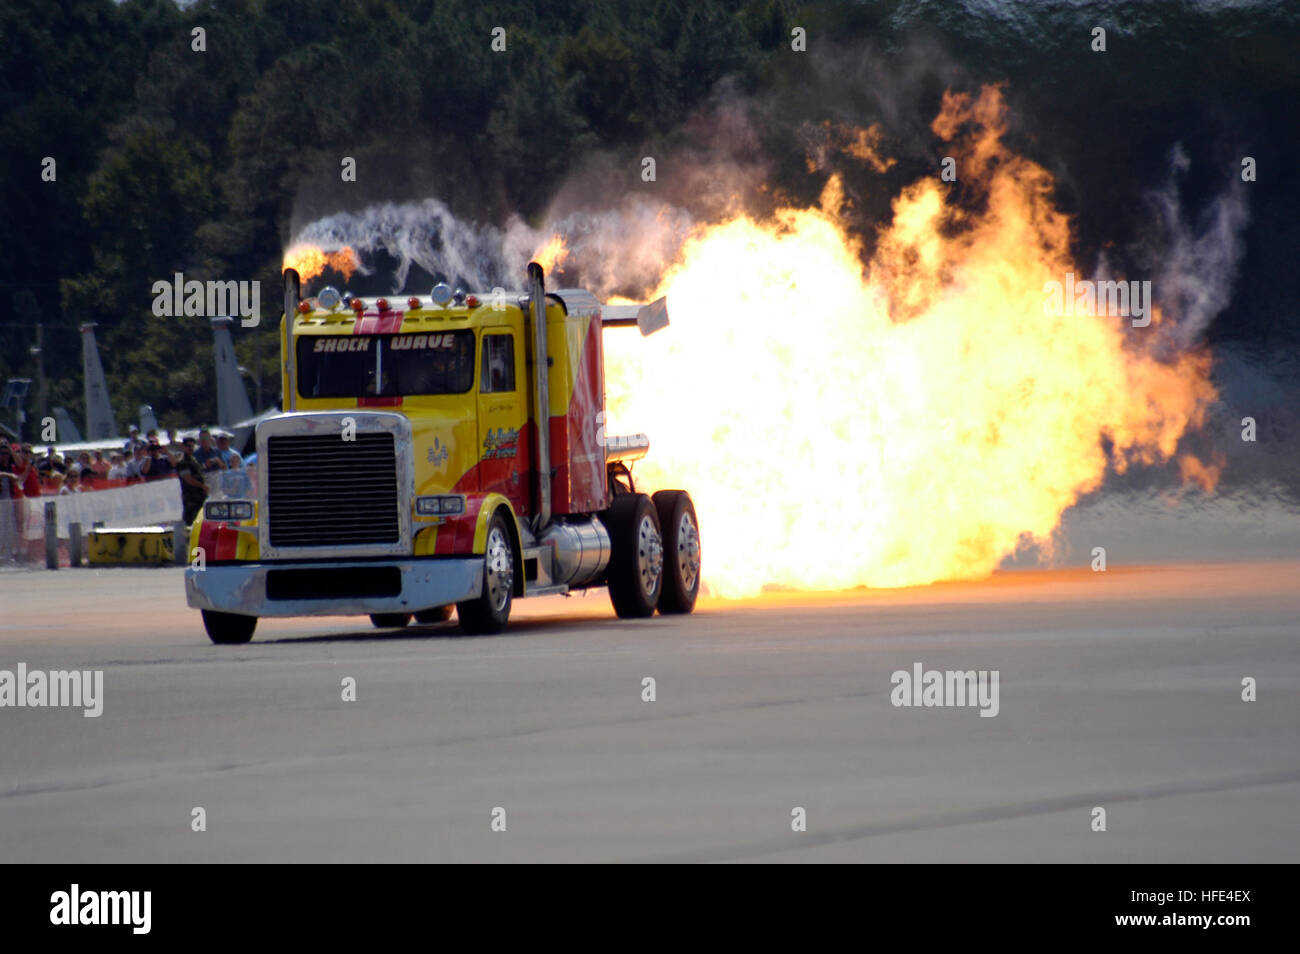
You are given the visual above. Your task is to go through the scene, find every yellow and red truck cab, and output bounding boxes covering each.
[185,264,701,644]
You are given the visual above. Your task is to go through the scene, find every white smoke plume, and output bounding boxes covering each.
[504,199,697,298]
[291,198,510,292]
[289,194,700,299]
[1141,144,1251,348]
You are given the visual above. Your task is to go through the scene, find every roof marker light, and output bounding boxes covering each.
[465,294,480,308]
[297,300,313,314]
[376,297,390,312]
[350,297,366,313]
[408,296,421,310]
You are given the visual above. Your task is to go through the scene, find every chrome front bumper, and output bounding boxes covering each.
[185,558,483,618]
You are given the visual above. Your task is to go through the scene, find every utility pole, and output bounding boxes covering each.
[33,321,47,424]
[254,328,263,412]
[13,291,46,428]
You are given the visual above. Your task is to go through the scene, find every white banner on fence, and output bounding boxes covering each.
[22,482,183,540]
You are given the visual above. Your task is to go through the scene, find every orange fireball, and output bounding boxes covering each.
[282,244,359,284]
[603,86,1217,597]
[532,234,570,274]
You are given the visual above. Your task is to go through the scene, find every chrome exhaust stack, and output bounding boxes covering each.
[283,269,301,412]
[527,262,551,531]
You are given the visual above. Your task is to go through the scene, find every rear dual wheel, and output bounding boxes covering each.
[603,494,664,618]
[652,490,701,614]
[603,491,701,619]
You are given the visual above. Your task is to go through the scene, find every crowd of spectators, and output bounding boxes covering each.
[1,426,248,533]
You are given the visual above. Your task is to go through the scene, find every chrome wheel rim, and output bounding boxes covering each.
[484,525,513,612]
[676,511,700,592]
[637,513,663,598]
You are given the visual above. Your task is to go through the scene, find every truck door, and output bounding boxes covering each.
[477,327,529,513]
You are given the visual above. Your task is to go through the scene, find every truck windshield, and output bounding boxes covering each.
[297,332,476,398]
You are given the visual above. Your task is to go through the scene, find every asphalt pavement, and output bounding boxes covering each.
[1,561,1296,862]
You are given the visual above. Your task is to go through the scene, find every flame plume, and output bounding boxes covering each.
[603,86,1218,597]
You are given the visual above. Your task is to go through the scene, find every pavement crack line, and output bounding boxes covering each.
[0,689,882,801]
[632,766,1300,863]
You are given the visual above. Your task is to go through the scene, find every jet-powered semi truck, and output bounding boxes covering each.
[184,263,701,644]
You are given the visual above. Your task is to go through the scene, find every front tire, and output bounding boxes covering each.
[457,512,515,634]
[652,490,701,614]
[202,610,257,645]
[602,493,663,618]
[370,613,412,628]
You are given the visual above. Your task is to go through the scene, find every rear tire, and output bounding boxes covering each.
[457,512,515,634]
[601,493,663,618]
[652,490,701,614]
[202,610,257,645]
[370,613,412,628]
[414,606,454,624]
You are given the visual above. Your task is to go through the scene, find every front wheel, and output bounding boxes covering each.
[456,512,515,634]
[202,610,257,645]
[652,490,701,614]
[370,613,412,628]
[602,493,663,618]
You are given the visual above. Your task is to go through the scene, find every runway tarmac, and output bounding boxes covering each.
[1,560,1297,862]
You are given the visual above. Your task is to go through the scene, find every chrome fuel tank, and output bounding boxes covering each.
[538,517,611,588]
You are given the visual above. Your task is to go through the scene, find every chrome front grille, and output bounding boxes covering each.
[266,433,401,548]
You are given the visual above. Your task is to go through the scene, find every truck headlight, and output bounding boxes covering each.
[415,495,465,517]
[205,500,254,521]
